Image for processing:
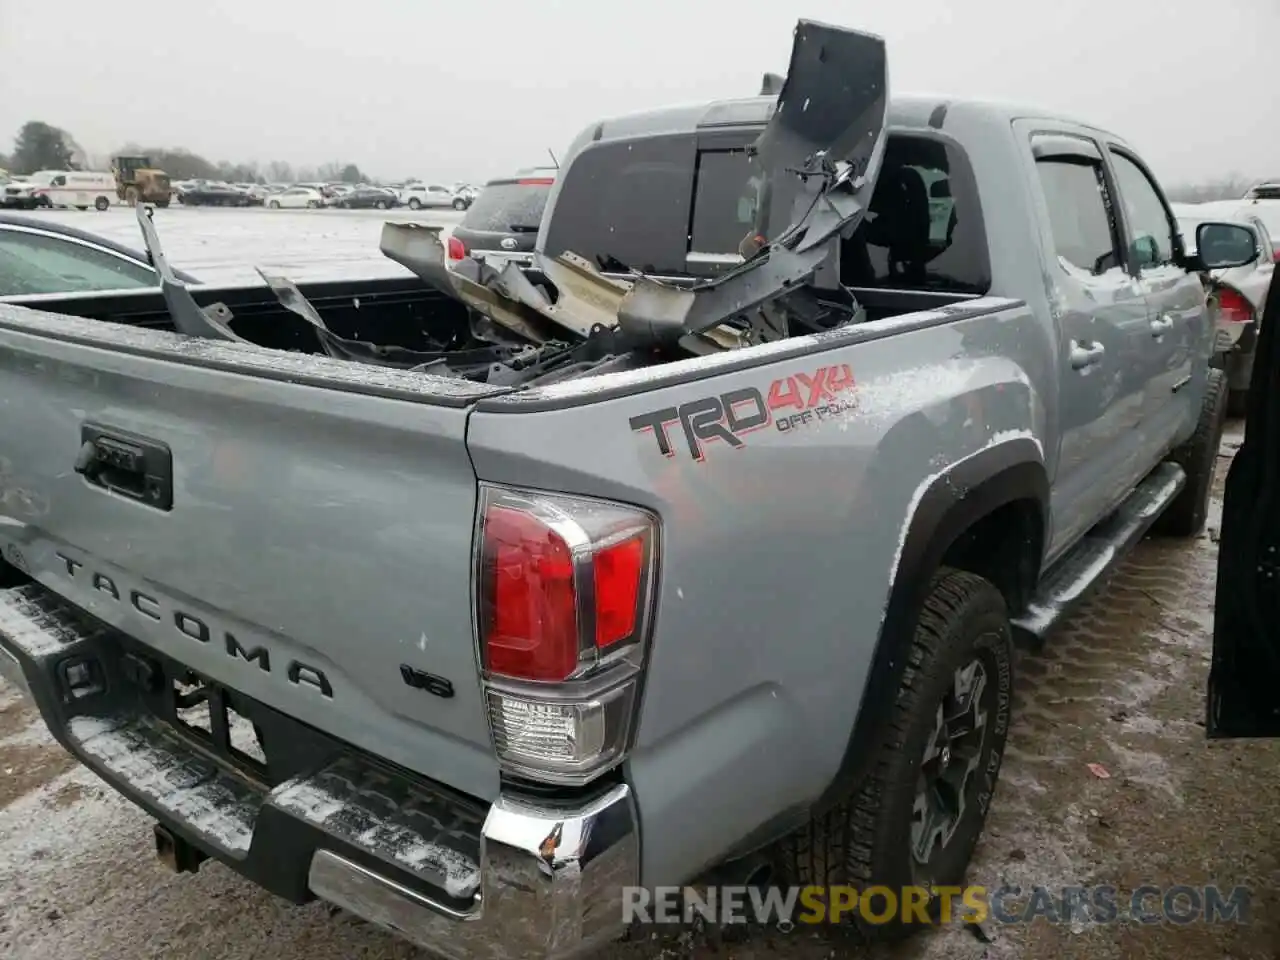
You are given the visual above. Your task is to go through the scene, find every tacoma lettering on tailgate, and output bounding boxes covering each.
[629,363,857,462]
[53,551,334,699]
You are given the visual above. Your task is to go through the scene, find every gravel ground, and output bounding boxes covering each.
[23,205,464,286]
[0,222,1272,960]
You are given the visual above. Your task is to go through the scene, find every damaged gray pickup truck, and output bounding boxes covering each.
[0,20,1263,959]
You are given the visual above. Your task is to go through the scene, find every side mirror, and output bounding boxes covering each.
[1195,221,1258,271]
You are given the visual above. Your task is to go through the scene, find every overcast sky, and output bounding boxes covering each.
[1,0,1275,185]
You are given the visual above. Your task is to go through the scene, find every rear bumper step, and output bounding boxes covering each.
[0,581,638,960]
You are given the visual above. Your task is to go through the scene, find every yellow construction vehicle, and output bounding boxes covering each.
[112,155,171,207]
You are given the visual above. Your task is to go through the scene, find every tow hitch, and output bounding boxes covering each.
[154,823,208,874]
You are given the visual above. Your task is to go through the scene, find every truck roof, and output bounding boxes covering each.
[583,93,1123,146]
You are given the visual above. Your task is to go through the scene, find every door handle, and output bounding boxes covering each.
[1069,340,1105,370]
[1149,315,1175,337]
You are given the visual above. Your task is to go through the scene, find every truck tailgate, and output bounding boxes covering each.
[0,308,503,801]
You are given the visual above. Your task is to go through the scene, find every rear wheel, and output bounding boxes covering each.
[94,196,110,211]
[1154,367,1227,537]
[408,197,421,210]
[155,199,169,208]
[75,205,88,211]
[452,197,467,210]
[269,200,280,209]
[375,199,387,209]
[124,186,140,206]
[307,199,318,209]
[773,568,1013,941]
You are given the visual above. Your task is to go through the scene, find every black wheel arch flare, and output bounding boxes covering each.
[816,439,1048,811]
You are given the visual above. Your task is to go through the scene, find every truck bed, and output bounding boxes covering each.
[2,275,475,357]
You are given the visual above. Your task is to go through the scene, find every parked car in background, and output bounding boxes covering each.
[0,213,199,297]
[400,183,466,210]
[1241,181,1280,259]
[231,184,268,206]
[266,186,325,209]
[448,170,554,268]
[179,181,252,207]
[1176,206,1275,414]
[1,171,59,210]
[328,185,400,209]
[451,183,480,206]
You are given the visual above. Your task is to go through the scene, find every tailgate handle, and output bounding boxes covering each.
[75,425,174,511]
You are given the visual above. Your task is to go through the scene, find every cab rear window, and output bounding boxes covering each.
[539,134,693,275]
[542,129,990,293]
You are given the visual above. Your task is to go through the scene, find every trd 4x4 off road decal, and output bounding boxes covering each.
[630,363,857,461]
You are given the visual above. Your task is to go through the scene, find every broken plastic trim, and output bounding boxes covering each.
[381,20,888,353]
[135,204,245,343]
[615,19,888,346]
[133,204,525,373]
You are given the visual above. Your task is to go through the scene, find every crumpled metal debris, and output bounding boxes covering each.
[383,18,889,354]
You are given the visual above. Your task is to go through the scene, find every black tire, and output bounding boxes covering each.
[75,205,88,211]
[1154,367,1227,537]
[452,197,467,210]
[268,200,280,209]
[375,200,387,209]
[408,197,421,210]
[94,196,110,211]
[773,568,1013,941]
[155,199,169,208]
[307,200,318,209]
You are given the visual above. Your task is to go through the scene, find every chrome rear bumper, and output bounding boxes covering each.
[0,581,638,959]
[309,783,638,959]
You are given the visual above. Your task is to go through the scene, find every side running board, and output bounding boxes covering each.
[1012,462,1186,645]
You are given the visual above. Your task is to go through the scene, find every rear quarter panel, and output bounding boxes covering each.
[467,299,1050,884]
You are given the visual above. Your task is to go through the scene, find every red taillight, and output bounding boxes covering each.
[517,177,554,186]
[483,505,578,682]
[1273,246,1280,264]
[477,487,655,684]
[446,235,466,261]
[1216,287,1252,324]
[594,536,644,649]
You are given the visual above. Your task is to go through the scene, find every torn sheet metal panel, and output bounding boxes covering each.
[380,222,554,344]
[381,19,888,353]
[381,222,635,340]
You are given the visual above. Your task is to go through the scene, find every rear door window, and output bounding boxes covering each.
[841,134,991,293]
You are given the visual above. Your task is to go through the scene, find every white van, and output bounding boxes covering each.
[28,171,117,211]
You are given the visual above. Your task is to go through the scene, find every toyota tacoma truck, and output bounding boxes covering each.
[0,20,1261,959]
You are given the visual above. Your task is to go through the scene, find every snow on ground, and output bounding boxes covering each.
[28,205,464,287]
